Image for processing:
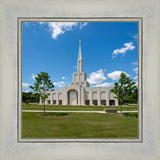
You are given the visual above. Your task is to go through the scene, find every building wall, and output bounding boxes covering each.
[40,86,118,106]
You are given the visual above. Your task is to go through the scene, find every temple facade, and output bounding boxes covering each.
[40,40,118,106]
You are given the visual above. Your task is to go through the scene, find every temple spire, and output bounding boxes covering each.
[78,40,82,60]
[77,40,83,72]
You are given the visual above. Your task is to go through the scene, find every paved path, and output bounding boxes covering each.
[22,110,138,114]
[117,111,138,113]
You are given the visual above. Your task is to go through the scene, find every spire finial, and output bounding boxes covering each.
[77,40,83,72]
[78,40,82,60]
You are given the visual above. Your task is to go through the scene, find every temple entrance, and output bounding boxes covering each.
[68,89,78,105]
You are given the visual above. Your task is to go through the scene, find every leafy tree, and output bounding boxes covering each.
[131,87,138,104]
[22,92,40,103]
[29,72,54,114]
[111,72,137,114]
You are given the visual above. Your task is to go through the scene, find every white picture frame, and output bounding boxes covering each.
[0,0,160,159]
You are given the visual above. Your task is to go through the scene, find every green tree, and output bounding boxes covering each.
[29,72,54,114]
[131,87,138,104]
[22,92,40,104]
[111,72,137,114]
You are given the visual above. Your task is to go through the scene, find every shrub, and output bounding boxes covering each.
[123,112,138,118]
[47,112,68,117]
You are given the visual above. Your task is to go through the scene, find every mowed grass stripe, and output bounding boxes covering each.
[22,112,138,138]
[22,104,138,111]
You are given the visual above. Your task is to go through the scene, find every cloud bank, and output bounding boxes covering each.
[95,82,113,87]
[31,74,37,80]
[107,71,129,80]
[133,67,138,74]
[38,22,88,39]
[62,77,66,80]
[87,69,107,85]
[54,81,66,87]
[22,83,30,88]
[112,42,135,58]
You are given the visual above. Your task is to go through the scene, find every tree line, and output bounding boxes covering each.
[22,92,40,103]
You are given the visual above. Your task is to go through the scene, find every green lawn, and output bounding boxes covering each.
[22,104,138,111]
[22,112,138,138]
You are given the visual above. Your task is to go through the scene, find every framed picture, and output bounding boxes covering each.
[18,18,142,142]
[0,0,160,160]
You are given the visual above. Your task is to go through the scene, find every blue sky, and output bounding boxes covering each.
[22,21,138,92]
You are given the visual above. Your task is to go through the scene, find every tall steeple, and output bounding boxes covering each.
[78,40,82,60]
[70,40,89,87]
[77,40,83,72]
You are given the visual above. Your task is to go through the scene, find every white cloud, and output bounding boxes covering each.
[31,74,37,80]
[79,22,87,29]
[39,22,45,25]
[87,69,107,85]
[22,83,30,88]
[38,22,87,39]
[24,90,30,93]
[48,22,78,39]
[95,82,114,87]
[107,71,129,81]
[132,62,138,65]
[133,34,138,40]
[134,76,138,80]
[62,77,66,80]
[54,81,65,87]
[112,42,135,58]
[133,67,138,74]
[24,22,29,26]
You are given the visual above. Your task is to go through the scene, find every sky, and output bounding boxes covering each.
[22,21,138,92]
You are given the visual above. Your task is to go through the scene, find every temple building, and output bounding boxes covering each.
[40,40,118,106]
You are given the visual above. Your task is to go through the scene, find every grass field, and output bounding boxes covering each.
[22,104,138,111]
[22,112,138,138]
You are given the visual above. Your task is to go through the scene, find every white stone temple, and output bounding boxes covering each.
[40,40,118,106]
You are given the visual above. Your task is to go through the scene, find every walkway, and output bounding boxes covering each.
[22,110,138,114]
